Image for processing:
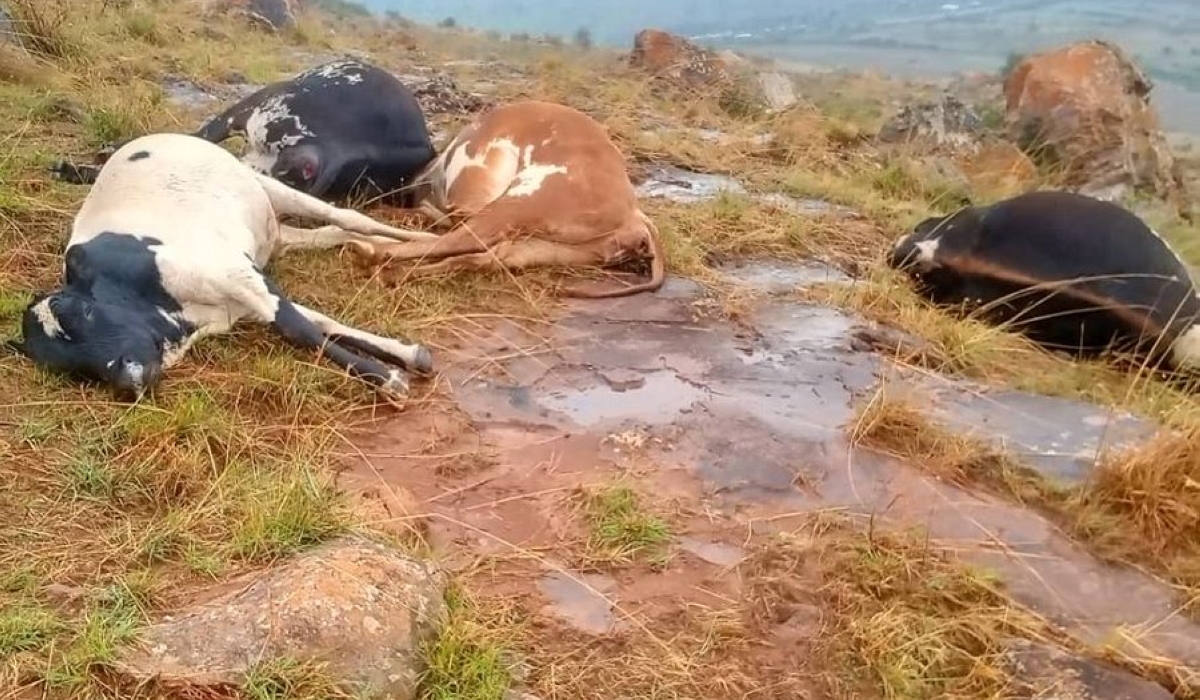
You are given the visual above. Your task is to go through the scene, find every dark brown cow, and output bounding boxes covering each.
[348,100,666,298]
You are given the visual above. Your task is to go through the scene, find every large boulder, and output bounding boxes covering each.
[629,29,735,91]
[1003,40,1183,205]
[114,537,446,698]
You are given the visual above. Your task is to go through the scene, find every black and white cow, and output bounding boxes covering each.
[888,190,1200,372]
[53,59,436,205]
[10,132,441,401]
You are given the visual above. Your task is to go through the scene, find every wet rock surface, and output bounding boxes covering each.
[115,537,445,698]
[342,251,1200,675]
[1006,639,1175,699]
[634,163,860,218]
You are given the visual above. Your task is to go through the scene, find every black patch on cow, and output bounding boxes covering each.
[16,232,193,397]
[65,232,183,314]
[254,270,395,386]
[127,150,151,162]
[889,191,1200,366]
[192,58,437,204]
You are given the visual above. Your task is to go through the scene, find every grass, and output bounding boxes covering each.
[1,0,1199,697]
[580,484,672,566]
[849,382,1200,635]
[418,587,515,700]
[799,516,1035,699]
[243,658,355,700]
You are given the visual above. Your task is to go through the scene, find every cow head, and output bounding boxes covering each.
[271,143,330,196]
[8,234,189,401]
[11,290,167,400]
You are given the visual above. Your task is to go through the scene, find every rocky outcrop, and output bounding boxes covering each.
[629,29,735,91]
[200,0,297,31]
[878,93,985,153]
[114,537,446,698]
[1005,639,1174,700]
[1003,39,1183,204]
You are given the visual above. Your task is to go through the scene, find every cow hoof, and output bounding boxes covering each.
[410,345,434,375]
[377,369,410,400]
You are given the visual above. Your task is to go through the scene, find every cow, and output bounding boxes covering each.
[52,58,436,206]
[345,100,666,299]
[9,132,441,402]
[887,190,1200,373]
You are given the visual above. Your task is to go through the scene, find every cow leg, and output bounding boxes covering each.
[348,215,511,266]
[395,239,600,280]
[287,301,434,375]
[276,224,399,255]
[254,173,439,242]
[228,267,415,399]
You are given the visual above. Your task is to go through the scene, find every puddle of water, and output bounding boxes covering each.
[635,164,747,203]
[719,258,853,294]
[539,369,708,429]
[538,571,620,635]
[636,164,860,219]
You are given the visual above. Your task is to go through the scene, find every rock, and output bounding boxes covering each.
[200,0,297,31]
[756,72,797,111]
[406,73,490,115]
[0,5,18,47]
[1003,40,1184,206]
[115,537,446,698]
[1005,639,1174,700]
[878,93,984,153]
[629,28,735,91]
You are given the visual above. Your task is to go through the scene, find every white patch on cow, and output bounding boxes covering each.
[914,239,940,264]
[1170,323,1200,371]
[308,60,365,84]
[30,298,66,339]
[243,93,313,171]
[507,145,567,198]
[242,146,278,175]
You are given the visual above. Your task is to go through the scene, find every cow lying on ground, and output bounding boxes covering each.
[10,133,439,401]
[53,59,436,205]
[888,190,1200,372]
[346,100,666,298]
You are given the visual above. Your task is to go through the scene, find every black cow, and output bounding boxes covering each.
[52,59,436,205]
[888,190,1200,372]
[11,132,439,401]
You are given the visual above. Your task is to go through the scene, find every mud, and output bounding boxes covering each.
[341,256,1200,678]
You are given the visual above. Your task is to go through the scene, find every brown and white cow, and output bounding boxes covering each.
[347,100,666,298]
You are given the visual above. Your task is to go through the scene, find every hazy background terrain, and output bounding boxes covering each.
[360,0,1200,134]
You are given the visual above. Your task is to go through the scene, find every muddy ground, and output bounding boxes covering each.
[337,240,1199,695]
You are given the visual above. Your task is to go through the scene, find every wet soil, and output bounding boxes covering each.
[338,253,1200,688]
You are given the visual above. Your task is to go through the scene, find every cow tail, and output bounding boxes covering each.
[562,210,667,299]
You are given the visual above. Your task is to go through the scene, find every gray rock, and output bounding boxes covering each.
[115,536,446,699]
[1006,639,1174,700]
[0,5,17,47]
[757,72,798,111]
[878,93,984,152]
